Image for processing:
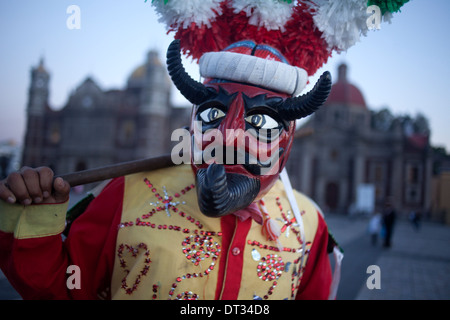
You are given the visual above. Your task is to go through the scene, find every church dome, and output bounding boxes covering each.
[326,63,366,108]
[129,65,145,80]
[128,50,163,81]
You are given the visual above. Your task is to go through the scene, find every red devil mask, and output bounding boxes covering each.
[167,40,331,217]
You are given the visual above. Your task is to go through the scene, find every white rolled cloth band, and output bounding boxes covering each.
[199,51,308,96]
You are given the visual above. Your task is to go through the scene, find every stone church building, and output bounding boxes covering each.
[22,51,191,175]
[286,64,433,216]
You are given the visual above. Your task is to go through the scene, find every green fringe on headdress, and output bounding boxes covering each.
[368,0,410,15]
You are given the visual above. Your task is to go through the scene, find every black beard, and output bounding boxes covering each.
[195,163,261,218]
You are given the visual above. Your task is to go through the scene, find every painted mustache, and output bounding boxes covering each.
[193,138,284,176]
[195,163,260,217]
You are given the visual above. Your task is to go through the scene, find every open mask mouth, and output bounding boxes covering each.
[193,137,284,176]
[240,147,284,176]
[195,163,260,217]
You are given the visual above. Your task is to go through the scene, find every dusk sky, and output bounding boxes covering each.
[1,0,449,151]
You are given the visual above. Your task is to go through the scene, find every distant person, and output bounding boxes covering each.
[382,201,396,248]
[368,212,382,246]
[409,210,421,231]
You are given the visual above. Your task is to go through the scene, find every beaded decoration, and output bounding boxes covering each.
[117,175,312,299]
[117,243,151,295]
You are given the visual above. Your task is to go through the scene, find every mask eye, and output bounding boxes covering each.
[245,114,280,129]
[198,107,226,123]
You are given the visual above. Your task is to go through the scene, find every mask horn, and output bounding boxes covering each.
[279,71,332,121]
[166,40,215,105]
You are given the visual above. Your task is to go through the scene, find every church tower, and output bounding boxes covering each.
[127,50,172,158]
[22,58,50,167]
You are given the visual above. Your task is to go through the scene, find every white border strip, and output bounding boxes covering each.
[199,51,308,96]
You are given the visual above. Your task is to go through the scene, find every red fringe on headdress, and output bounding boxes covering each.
[171,0,330,76]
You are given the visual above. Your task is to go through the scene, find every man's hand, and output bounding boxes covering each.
[0,167,70,205]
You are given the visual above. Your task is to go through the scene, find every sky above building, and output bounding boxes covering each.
[0,0,449,152]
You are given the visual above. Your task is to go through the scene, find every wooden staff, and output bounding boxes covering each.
[57,153,176,187]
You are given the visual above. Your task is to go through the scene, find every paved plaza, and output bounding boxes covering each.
[326,213,450,300]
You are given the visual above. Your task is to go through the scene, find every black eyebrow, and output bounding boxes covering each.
[242,93,283,112]
[242,93,288,129]
[196,87,237,113]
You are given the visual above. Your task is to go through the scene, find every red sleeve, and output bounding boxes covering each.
[0,177,124,300]
[295,212,332,300]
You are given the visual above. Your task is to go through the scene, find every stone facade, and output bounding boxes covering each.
[286,64,433,216]
[22,52,191,176]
